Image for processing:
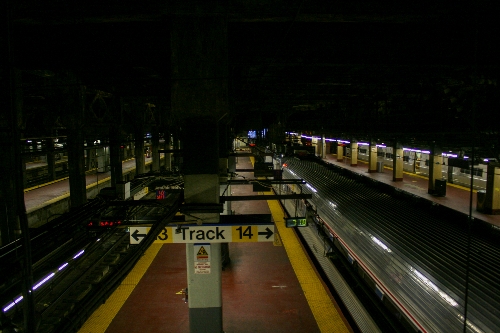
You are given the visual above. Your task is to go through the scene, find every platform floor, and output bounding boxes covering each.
[78,156,352,333]
[24,157,152,212]
[323,154,500,227]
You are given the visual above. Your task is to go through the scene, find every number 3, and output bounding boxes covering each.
[157,228,168,240]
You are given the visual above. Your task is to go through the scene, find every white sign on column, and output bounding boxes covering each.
[194,243,211,274]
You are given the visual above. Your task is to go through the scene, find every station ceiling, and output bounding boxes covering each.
[3,1,500,155]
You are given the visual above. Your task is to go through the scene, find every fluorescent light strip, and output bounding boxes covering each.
[3,246,87,313]
[58,263,69,271]
[3,296,23,312]
[73,250,85,259]
[33,273,55,290]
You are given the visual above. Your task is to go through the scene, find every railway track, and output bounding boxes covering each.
[2,178,182,332]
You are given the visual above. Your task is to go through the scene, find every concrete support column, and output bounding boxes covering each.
[172,11,228,332]
[312,136,319,156]
[428,150,443,194]
[321,135,326,159]
[87,145,96,172]
[21,158,27,189]
[67,130,87,207]
[337,142,344,162]
[219,158,228,178]
[109,135,123,187]
[0,97,22,244]
[368,141,378,173]
[152,130,160,172]
[96,147,108,172]
[67,84,87,208]
[122,142,128,160]
[484,163,500,214]
[182,118,222,333]
[350,142,358,166]
[172,132,180,171]
[0,63,24,245]
[164,133,172,171]
[228,155,236,173]
[1,66,36,331]
[134,131,145,175]
[46,138,56,181]
[447,164,454,184]
[392,143,404,181]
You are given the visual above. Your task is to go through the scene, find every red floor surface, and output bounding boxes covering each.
[105,244,190,333]
[104,157,320,333]
[24,157,152,211]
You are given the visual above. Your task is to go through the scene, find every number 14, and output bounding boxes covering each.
[236,226,253,239]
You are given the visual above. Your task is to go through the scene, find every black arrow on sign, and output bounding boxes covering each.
[132,229,147,242]
[258,227,274,239]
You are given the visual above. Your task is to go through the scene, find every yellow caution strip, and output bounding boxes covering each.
[86,176,111,190]
[77,244,163,333]
[266,197,350,333]
[248,154,348,331]
[24,177,69,193]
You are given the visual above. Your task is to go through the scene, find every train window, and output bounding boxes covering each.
[375,285,385,301]
[403,156,410,162]
[424,160,429,166]
[377,152,384,157]
[347,253,354,264]
[385,153,393,159]
[359,148,367,154]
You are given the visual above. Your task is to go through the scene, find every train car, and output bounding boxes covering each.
[277,157,499,333]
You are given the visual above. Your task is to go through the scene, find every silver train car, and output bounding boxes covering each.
[276,157,499,333]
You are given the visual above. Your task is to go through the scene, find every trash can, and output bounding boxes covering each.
[376,161,384,173]
[435,179,447,197]
[477,190,486,212]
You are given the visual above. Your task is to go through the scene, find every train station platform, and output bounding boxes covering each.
[323,154,500,228]
[24,157,153,213]
[22,150,500,332]
[77,156,352,333]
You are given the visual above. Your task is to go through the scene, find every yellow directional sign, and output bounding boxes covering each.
[129,224,275,244]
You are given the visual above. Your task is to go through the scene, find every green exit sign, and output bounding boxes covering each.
[285,217,307,228]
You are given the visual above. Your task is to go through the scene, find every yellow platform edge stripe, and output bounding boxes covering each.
[77,243,163,333]
[266,197,350,333]
[249,155,348,333]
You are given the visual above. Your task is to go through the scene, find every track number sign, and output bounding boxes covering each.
[129,224,275,244]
